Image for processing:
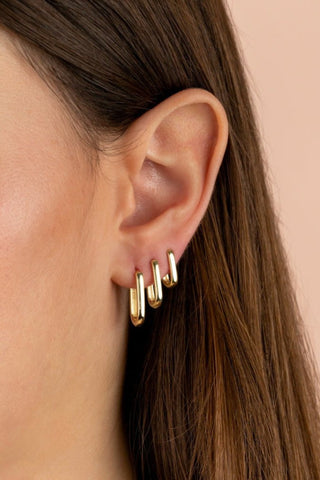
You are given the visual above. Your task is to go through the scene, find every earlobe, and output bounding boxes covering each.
[109,87,229,289]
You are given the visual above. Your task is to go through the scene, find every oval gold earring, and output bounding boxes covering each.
[146,259,163,308]
[129,271,145,326]
[162,249,178,288]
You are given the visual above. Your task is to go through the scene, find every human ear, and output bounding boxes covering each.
[107,88,229,288]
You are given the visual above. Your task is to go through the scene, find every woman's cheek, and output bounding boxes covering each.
[0,135,93,329]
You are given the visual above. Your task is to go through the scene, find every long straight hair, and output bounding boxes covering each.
[1,1,319,478]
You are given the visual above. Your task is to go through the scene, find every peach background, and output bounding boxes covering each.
[227,0,320,371]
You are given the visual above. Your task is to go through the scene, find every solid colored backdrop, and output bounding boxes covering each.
[227,0,320,371]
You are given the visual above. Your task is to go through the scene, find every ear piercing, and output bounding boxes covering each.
[146,260,163,308]
[129,249,178,327]
[161,249,178,288]
[129,272,145,327]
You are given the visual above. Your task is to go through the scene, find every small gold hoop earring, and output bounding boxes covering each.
[162,249,178,288]
[129,271,145,326]
[147,259,163,308]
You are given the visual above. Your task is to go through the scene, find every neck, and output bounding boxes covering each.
[0,287,135,480]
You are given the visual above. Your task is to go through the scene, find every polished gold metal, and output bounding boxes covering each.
[146,260,163,308]
[162,249,178,288]
[129,271,145,326]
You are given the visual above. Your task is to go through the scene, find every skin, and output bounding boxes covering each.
[0,27,228,480]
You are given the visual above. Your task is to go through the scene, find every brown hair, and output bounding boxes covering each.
[1,1,319,478]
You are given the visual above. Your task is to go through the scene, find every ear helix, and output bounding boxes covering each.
[129,249,178,327]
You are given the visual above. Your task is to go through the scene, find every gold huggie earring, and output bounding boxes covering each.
[147,260,163,308]
[129,271,145,326]
[162,249,178,288]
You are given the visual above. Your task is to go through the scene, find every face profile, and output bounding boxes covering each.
[0,2,319,480]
